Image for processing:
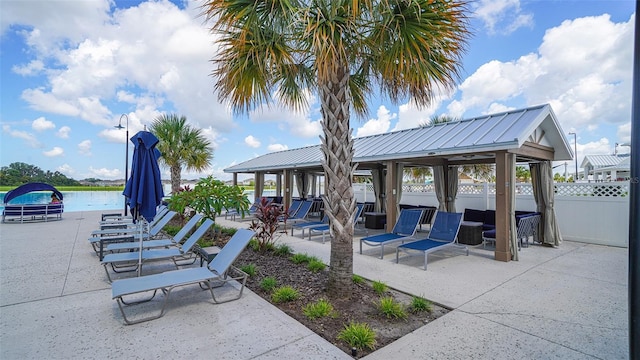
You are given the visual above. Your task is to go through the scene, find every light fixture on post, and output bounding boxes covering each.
[115,114,129,216]
[568,132,578,182]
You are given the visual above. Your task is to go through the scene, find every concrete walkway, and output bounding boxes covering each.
[0,211,629,359]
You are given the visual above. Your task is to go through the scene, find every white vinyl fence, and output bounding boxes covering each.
[353,181,631,248]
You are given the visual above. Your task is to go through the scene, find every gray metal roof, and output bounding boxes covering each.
[581,154,630,168]
[225,104,574,174]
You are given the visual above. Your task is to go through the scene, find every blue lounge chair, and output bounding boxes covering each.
[101,218,213,282]
[395,211,467,270]
[359,208,424,258]
[104,214,203,252]
[280,200,313,228]
[291,214,329,237]
[309,204,364,243]
[278,199,303,222]
[111,228,255,325]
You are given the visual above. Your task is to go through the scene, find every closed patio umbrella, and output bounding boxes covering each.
[122,131,164,274]
[123,131,164,223]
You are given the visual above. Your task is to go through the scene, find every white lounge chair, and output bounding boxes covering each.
[101,218,213,282]
[104,213,203,252]
[110,228,255,325]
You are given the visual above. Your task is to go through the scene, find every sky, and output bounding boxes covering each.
[0,0,635,182]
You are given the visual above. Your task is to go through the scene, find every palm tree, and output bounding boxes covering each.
[150,114,213,194]
[203,0,470,298]
[404,166,432,183]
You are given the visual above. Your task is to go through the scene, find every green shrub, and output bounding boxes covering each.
[248,239,260,252]
[163,225,181,237]
[307,259,326,272]
[378,296,407,319]
[337,322,377,351]
[352,274,365,284]
[260,277,278,292]
[219,226,237,236]
[372,280,388,295]
[273,243,293,256]
[410,296,432,313]
[240,263,257,277]
[290,253,311,264]
[271,286,299,303]
[302,299,337,319]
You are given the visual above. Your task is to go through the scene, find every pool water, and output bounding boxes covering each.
[2,189,278,213]
[1,191,125,213]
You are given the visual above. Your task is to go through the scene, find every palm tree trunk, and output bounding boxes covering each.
[170,165,181,194]
[319,63,356,299]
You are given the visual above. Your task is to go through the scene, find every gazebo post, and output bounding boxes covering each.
[385,160,398,231]
[494,151,513,262]
[283,169,292,211]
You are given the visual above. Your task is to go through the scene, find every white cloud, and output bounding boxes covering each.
[394,88,452,131]
[244,135,261,148]
[5,0,235,131]
[32,117,55,131]
[474,0,534,35]
[249,91,323,138]
[355,105,396,137]
[43,146,64,157]
[200,126,221,152]
[2,125,41,148]
[616,122,631,145]
[11,59,45,76]
[267,143,288,152]
[88,166,121,179]
[57,126,71,139]
[449,14,633,139]
[78,140,92,155]
[56,163,75,176]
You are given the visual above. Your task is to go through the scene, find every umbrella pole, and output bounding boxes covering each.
[137,216,147,277]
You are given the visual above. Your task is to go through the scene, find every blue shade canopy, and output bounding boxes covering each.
[3,182,63,203]
[122,131,164,222]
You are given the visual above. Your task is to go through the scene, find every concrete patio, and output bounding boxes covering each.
[0,210,629,359]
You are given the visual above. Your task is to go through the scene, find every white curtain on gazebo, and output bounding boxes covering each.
[295,172,311,198]
[530,161,562,246]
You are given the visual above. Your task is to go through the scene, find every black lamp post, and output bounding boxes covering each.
[115,114,129,216]
[568,132,578,182]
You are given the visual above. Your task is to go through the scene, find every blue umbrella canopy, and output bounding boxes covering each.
[3,182,63,203]
[123,131,164,222]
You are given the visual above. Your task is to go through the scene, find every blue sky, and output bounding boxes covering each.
[0,0,635,182]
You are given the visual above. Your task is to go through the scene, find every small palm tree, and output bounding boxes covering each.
[150,114,213,194]
[203,0,470,298]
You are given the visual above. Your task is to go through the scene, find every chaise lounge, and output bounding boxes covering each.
[396,211,467,270]
[111,228,255,325]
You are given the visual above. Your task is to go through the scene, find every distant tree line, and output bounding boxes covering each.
[0,162,81,186]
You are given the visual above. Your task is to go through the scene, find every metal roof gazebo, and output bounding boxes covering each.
[225,103,574,262]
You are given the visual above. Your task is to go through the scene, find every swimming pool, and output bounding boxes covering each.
[1,189,276,213]
[1,191,125,213]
